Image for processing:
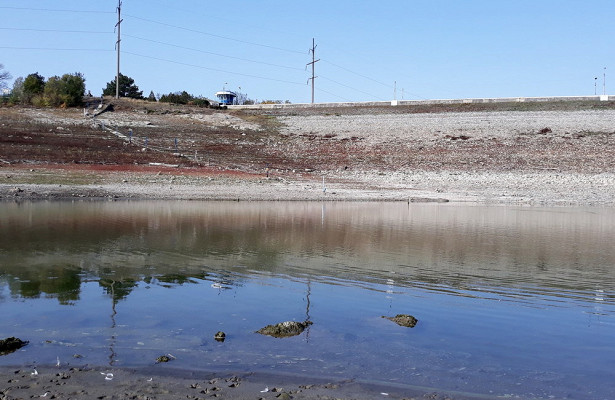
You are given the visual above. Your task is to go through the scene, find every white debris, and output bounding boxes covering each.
[101,372,114,381]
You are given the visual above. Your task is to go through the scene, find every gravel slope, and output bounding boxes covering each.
[1,102,615,205]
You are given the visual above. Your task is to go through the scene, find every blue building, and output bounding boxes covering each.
[215,90,237,105]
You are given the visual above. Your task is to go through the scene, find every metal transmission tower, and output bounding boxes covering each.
[306,38,319,104]
[115,0,123,99]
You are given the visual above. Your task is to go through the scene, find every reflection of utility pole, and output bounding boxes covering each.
[109,281,117,366]
[304,279,312,341]
[306,38,319,104]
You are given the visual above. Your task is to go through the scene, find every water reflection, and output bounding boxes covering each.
[1,201,614,399]
[1,201,613,306]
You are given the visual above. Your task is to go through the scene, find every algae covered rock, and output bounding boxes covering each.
[256,320,313,338]
[214,331,226,342]
[0,337,29,355]
[156,355,172,363]
[382,314,418,328]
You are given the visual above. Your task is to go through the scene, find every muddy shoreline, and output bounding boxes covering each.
[0,364,483,400]
[1,166,613,205]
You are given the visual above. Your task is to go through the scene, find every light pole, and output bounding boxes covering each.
[604,67,607,95]
[595,77,598,95]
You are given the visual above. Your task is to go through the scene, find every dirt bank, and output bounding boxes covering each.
[1,99,615,205]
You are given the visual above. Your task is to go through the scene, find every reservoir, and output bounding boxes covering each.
[1,201,614,399]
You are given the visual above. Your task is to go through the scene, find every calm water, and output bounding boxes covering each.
[1,201,614,399]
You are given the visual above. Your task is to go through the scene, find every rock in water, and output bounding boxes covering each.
[156,355,171,363]
[382,314,418,328]
[214,331,226,342]
[0,337,29,355]
[256,321,313,338]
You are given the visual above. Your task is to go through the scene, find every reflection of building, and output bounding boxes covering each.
[215,90,237,105]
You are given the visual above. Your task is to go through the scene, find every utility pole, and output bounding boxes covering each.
[306,38,319,104]
[115,0,122,99]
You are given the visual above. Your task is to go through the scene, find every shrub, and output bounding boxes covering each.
[42,73,85,107]
[22,73,45,104]
[159,91,208,106]
[191,98,210,107]
[102,73,143,99]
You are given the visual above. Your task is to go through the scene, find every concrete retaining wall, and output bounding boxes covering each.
[228,95,614,110]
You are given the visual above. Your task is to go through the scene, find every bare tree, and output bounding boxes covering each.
[0,64,11,90]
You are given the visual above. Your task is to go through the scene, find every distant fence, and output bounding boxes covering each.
[229,95,614,110]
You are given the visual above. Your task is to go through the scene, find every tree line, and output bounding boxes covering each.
[3,71,86,107]
[0,64,286,107]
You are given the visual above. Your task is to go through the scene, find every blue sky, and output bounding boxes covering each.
[1,1,613,103]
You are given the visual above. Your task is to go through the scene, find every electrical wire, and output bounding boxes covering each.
[319,75,387,101]
[123,51,306,86]
[0,6,113,14]
[314,87,353,102]
[145,0,290,39]
[124,34,304,71]
[1,5,420,102]
[0,46,112,52]
[124,14,304,55]
[0,27,112,34]
[321,59,393,89]
[321,59,427,100]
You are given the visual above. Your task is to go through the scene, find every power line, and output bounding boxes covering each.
[319,75,387,101]
[321,59,393,89]
[146,0,296,40]
[321,59,427,100]
[0,46,112,52]
[123,51,306,86]
[314,87,353,102]
[124,34,304,71]
[0,6,113,14]
[124,14,304,55]
[0,27,111,34]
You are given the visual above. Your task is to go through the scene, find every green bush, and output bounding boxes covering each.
[158,91,209,107]
[160,91,191,104]
[43,76,63,106]
[23,72,45,104]
[102,73,143,99]
[31,94,46,107]
[42,73,85,107]
[58,73,86,107]
[190,98,210,107]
